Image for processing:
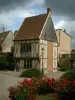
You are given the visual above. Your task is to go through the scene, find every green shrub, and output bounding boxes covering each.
[59,65,68,71]
[56,69,75,100]
[20,68,42,78]
[0,53,15,71]
[58,56,71,71]
[60,68,75,80]
[38,94,55,100]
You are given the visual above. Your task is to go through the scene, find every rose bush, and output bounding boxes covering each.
[8,78,37,100]
[36,77,56,94]
[8,77,56,100]
[55,78,75,100]
[8,76,75,100]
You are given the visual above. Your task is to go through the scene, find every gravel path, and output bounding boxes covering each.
[0,73,24,100]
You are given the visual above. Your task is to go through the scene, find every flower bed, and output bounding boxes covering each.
[55,78,75,100]
[8,77,56,100]
[8,76,75,100]
[36,77,56,94]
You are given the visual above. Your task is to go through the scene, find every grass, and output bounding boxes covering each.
[38,93,58,100]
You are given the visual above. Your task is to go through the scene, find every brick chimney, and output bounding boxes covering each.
[64,29,66,33]
[47,8,52,14]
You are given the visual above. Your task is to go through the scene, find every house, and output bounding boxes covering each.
[14,8,58,72]
[56,29,71,58]
[0,30,14,52]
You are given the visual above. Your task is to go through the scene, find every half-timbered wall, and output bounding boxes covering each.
[14,39,58,72]
[14,40,39,58]
[14,40,40,69]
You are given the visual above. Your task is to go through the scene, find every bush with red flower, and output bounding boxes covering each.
[35,77,56,95]
[8,77,56,100]
[8,78,37,100]
[8,72,75,100]
[55,78,75,100]
[55,69,75,100]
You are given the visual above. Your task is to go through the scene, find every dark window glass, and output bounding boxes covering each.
[28,44,31,51]
[24,59,32,68]
[62,54,65,58]
[0,47,2,52]
[20,44,25,52]
[20,43,31,53]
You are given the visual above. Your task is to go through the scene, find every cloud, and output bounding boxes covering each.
[55,20,66,29]
[0,0,44,30]
[0,8,36,30]
[0,13,15,31]
[0,0,44,13]
[44,0,75,20]
[55,20,75,34]
[0,0,34,13]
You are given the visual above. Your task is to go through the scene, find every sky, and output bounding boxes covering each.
[0,0,75,48]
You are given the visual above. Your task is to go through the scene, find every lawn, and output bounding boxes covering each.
[38,93,58,100]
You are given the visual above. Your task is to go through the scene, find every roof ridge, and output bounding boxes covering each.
[25,13,48,19]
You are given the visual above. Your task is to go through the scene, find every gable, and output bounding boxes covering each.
[40,14,57,43]
[0,31,10,46]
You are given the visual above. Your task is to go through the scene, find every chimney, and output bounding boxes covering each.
[64,29,66,33]
[47,8,52,14]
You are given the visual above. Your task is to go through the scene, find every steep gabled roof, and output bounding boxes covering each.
[14,12,57,43]
[0,31,10,46]
[14,14,48,40]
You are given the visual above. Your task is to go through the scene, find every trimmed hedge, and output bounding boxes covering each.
[0,53,15,71]
[20,68,43,78]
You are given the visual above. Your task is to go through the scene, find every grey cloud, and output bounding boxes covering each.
[72,40,75,48]
[44,0,75,20]
[0,0,33,13]
[71,31,75,48]
[71,31,75,39]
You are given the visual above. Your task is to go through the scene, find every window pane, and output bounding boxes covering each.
[20,44,25,52]
[29,44,31,51]
[24,60,26,68]
[24,59,32,68]
[25,43,31,52]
